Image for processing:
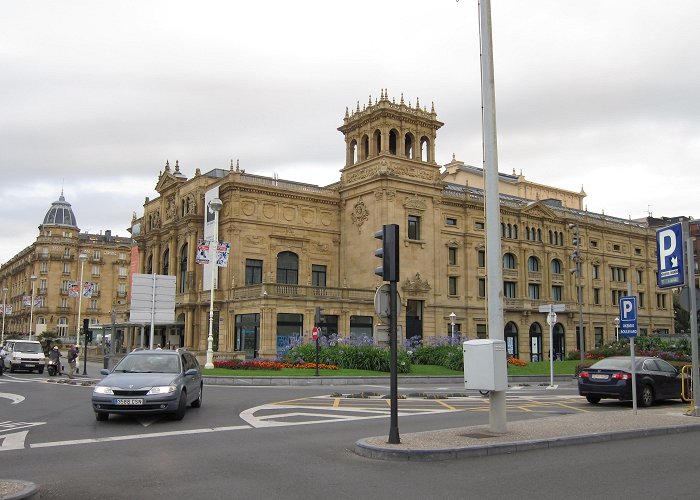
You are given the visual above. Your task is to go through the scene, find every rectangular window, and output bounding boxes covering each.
[477,278,486,298]
[594,327,604,348]
[476,324,487,339]
[119,252,126,260]
[639,292,645,308]
[90,299,98,310]
[611,267,627,282]
[91,264,100,277]
[40,278,47,292]
[117,283,126,295]
[504,281,516,299]
[657,293,667,309]
[593,288,600,305]
[637,270,643,284]
[61,298,68,308]
[448,276,458,296]
[349,316,373,342]
[448,247,457,266]
[92,249,100,260]
[590,240,598,248]
[63,247,71,257]
[446,217,457,226]
[528,283,540,300]
[40,261,48,273]
[592,265,599,280]
[477,250,485,268]
[612,289,624,306]
[552,285,562,301]
[312,264,327,287]
[474,221,485,230]
[408,215,421,240]
[119,267,128,278]
[245,259,263,285]
[63,262,70,274]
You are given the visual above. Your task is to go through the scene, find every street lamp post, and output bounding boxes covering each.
[449,312,456,340]
[205,198,223,369]
[76,253,88,345]
[569,223,584,361]
[29,275,37,340]
[1,287,8,345]
[614,316,620,342]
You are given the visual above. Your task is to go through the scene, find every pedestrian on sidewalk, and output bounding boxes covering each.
[67,344,79,379]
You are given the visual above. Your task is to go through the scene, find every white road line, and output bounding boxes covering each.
[0,392,25,404]
[30,425,251,449]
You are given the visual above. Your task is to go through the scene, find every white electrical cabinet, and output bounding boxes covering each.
[463,339,508,391]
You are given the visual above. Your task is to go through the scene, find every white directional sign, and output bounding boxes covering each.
[619,296,638,338]
[656,222,684,288]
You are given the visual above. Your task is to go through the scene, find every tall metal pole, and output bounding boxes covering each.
[76,255,87,345]
[29,275,36,341]
[205,198,222,369]
[685,221,699,416]
[479,0,507,434]
[388,279,399,444]
[1,287,7,346]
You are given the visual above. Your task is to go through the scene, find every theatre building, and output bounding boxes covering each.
[130,91,674,360]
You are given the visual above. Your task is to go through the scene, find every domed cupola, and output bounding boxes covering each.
[42,191,78,228]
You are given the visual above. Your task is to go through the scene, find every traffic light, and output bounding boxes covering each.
[315,306,325,325]
[374,224,399,282]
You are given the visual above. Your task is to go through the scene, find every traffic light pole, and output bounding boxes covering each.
[82,318,89,377]
[388,279,400,444]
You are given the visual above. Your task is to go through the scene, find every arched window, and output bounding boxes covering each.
[537,229,542,242]
[420,136,430,161]
[507,224,512,238]
[276,251,299,285]
[559,232,564,246]
[146,254,153,274]
[528,256,540,272]
[553,323,565,360]
[179,243,188,293]
[362,135,370,160]
[501,223,506,238]
[162,248,170,275]
[503,253,516,269]
[389,129,398,155]
[551,259,562,274]
[350,139,358,165]
[404,133,414,159]
[529,323,543,362]
[373,129,382,156]
[548,230,553,244]
[513,225,518,239]
[526,227,531,240]
[504,322,519,358]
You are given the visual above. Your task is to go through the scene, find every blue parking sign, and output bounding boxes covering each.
[619,296,638,338]
[656,222,684,289]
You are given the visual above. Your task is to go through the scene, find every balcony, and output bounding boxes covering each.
[528,271,542,283]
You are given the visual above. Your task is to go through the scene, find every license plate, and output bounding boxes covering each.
[591,374,609,380]
[25,364,36,367]
[114,398,143,405]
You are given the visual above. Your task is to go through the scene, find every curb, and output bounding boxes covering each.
[0,480,39,500]
[353,422,700,461]
[202,375,575,386]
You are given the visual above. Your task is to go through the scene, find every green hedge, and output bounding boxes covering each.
[281,343,411,373]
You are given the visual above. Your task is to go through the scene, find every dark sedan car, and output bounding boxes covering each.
[578,356,683,407]
[92,349,203,421]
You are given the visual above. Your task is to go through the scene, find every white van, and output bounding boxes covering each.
[4,340,46,373]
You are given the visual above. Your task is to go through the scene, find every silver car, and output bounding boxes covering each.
[92,349,203,421]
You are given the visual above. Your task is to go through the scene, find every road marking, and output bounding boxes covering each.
[0,393,25,404]
[0,431,29,451]
[29,425,252,449]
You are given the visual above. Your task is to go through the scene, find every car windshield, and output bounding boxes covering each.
[114,354,180,374]
[590,358,632,371]
[13,342,42,353]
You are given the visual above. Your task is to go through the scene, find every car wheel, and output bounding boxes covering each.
[586,395,601,404]
[9,365,14,373]
[191,384,203,408]
[38,367,44,374]
[640,385,654,407]
[173,390,187,420]
[95,412,109,422]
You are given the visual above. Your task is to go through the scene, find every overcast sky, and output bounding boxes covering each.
[2,0,699,264]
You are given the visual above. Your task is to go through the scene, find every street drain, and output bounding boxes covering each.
[458,432,500,439]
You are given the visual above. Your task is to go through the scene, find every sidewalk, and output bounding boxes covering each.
[355,406,700,461]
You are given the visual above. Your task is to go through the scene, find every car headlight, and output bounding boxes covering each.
[146,385,177,395]
[93,386,114,395]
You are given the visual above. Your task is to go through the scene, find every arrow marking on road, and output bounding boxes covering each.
[0,431,29,451]
[0,393,25,404]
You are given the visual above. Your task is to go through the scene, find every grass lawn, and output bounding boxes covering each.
[202,360,581,377]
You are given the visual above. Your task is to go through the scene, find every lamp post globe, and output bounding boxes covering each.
[614,316,620,342]
[206,198,223,369]
[449,312,456,339]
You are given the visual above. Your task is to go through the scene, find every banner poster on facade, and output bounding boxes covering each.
[22,296,42,307]
[1,304,13,316]
[203,185,220,291]
[67,281,95,298]
[216,242,230,267]
[196,239,211,264]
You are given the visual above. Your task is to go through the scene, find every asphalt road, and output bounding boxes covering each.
[1,369,694,499]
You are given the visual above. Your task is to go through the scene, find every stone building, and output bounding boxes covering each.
[130,91,674,360]
[0,193,132,341]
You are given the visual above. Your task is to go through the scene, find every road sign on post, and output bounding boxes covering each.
[619,296,638,338]
[656,223,685,288]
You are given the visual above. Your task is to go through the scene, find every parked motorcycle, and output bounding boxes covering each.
[47,359,61,376]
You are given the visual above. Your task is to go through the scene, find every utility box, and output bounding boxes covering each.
[463,339,508,391]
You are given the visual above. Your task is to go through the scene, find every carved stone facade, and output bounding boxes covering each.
[129,92,674,360]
